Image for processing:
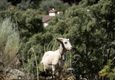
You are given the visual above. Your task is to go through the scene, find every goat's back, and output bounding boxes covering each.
[41,50,61,66]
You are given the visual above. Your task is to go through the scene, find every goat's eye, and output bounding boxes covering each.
[64,42,67,44]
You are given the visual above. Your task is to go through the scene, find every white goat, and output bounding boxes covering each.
[40,38,72,77]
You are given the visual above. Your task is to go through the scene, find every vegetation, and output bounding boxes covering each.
[0,0,115,80]
[0,18,20,67]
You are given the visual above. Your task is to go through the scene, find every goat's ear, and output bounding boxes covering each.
[56,38,63,42]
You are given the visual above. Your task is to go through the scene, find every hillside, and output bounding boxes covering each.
[0,0,115,80]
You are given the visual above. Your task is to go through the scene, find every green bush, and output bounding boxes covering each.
[0,9,43,40]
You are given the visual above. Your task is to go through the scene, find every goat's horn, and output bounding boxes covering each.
[56,38,63,42]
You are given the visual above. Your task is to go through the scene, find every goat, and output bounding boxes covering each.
[40,38,72,78]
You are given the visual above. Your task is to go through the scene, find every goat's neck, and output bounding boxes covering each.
[57,44,67,55]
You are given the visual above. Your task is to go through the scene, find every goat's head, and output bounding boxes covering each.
[57,38,72,51]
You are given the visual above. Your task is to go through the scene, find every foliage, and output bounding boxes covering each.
[0,9,43,41]
[18,0,115,79]
[0,0,115,80]
[0,0,9,10]
[0,18,20,66]
[45,0,115,79]
[99,60,115,79]
[0,9,44,79]
[39,0,69,13]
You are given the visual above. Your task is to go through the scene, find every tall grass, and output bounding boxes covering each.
[0,18,20,67]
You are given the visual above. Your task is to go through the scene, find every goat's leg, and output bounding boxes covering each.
[52,65,56,79]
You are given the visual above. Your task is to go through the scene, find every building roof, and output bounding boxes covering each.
[42,15,52,23]
[49,8,57,13]
[42,8,57,23]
